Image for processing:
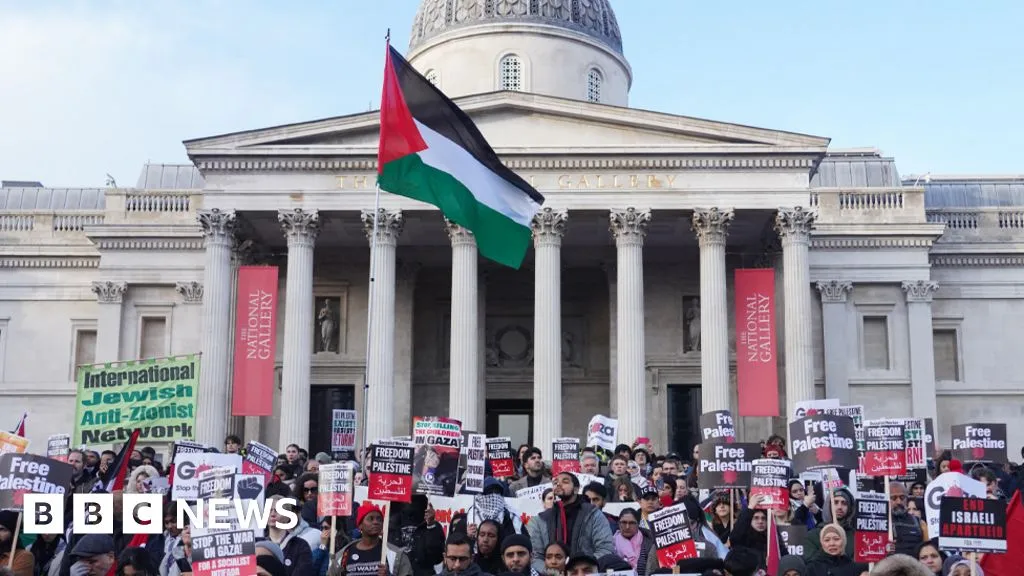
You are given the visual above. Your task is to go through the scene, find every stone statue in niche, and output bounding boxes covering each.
[315,298,339,353]
[684,297,701,352]
[562,331,580,368]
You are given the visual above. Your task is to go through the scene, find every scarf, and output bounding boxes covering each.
[614,531,643,568]
[474,493,506,523]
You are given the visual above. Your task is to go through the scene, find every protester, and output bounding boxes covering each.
[67,536,117,576]
[612,508,651,571]
[258,555,290,576]
[869,554,933,576]
[525,472,614,574]
[472,521,505,576]
[409,502,445,576]
[440,534,483,576]
[727,494,787,567]
[0,511,34,576]
[636,485,661,530]
[159,523,191,576]
[28,532,65,576]
[266,495,314,576]
[580,483,617,533]
[777,555,807,576]
[541,490,554,510]
[579,453,599,475]
[563,554,598,576]
[802,488,856,562]
[942,556,984,576]
[329,502,412,576]
[509,449,550,496]
[790,480,822,528]
[913,539,945,575]
[542,543,567,575]
[804,524,864,576]
[889,482,928,555]
[709,493,734,542]
[116,547,157,576]
[498,535,533,576]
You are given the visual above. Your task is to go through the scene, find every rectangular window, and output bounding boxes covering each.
[933,329,960,381]
[862,316,890,369]
[75,329,98,368]
[140,317,167,359]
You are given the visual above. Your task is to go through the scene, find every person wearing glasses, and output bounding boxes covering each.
[441,534,486,576]
[611,508,653,572]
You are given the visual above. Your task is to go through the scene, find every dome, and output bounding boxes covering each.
[409,0,624,55]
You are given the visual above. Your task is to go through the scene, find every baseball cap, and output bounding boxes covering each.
[565,554,599,573]
[639,484,659,499]
[70,535,114,559]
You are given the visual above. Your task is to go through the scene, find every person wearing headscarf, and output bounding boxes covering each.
[726,494,787,569]
[805,524,865,576]
[777,555,807,576]
[942,556,984,576]
[913,539,946,576]
[801,488,856,563]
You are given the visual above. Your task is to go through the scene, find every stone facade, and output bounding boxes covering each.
[1,1,1022,457]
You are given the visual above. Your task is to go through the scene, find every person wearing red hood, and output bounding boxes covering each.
[764,435,788,459]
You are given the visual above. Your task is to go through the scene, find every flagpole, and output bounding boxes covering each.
[359,28,390,454]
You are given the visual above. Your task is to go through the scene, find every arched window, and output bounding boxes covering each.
[425,69,439,87]
[500,55,523,91]
[587,68,602,102]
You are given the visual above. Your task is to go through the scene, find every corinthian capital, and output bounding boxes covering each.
[691,208,734,246]
[175,281,204,304]
[92,281,127,304]
[774,207,816,241]
[361,209,404,245]
[444,218,476,247]
[902,280,939,303]
[278,209,320,246]
[816,280,853,303]
[609,208,650,245]
[531,207,568,246]
[197,209,236,244]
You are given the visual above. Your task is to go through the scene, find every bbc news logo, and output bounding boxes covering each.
[20,494,300,535]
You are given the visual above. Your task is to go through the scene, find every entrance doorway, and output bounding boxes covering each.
[667,384,702,457]
[309,385,355,456]
[486,399,532,449]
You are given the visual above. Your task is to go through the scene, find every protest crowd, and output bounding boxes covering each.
[0,408,1020,576]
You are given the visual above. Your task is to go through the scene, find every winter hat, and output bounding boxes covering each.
[819,523,847,550]
[254,540,285,563]
[950,459,964,474]
[871,554,933,576]
[596,554,632,572]
[943,556,984,576]
[356,500,384,527]
[777,555,806,575]
[0,510,23,548]
[314,452,332,464]
[500,534,533,555]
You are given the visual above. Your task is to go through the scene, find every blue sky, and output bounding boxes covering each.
[1,0,1021,187]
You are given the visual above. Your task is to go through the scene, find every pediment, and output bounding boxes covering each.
[184,91,830,157]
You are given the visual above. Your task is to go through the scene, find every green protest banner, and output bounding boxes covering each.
[73,354,200,445]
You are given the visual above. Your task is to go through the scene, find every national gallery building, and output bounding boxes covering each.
[2,0,1021,456]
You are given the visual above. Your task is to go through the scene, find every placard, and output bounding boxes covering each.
[46,434,71,462]
[587,415,618,452]
[0,453,74,509]
[464,434,486,493]
[925,472,987,539]
[369,442,413,502]
[697,442,758,489]
[0,432,30,455]
[779,525,807,557]
[951,423,1008,464]
[318,463,353,517]
[242,441,277,486]
[749,459,791,510]
[191,530,256,576]
[331,409,357,456]
[171,453,242,501]
[412,417,462,496]
[485,437,515,478]
[649,503,697,566]
[699,411,736,442]
[516,483,552,501]
[862,420,907,476]
[197,467,236,500]
[551,437,581,475]
[939,497,1007,553]
[854,492,890,563]
[789,413,859,473]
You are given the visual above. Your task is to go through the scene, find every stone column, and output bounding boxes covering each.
[775,207,816,417]
[609,208,650,444]
[196,209,236,446]
[903,280,940,422]
[691,208,734,412]
[532,207,568,455]
[446,219,480,430]
[816,281,853,403]
[277,209,320,450]
[175,282,204,358]
[363,209,404,442]
[92,281,127,363]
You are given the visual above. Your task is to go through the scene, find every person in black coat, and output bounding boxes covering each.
[805,524,866,576]
[727,494,787,569]
[409,503,446,576]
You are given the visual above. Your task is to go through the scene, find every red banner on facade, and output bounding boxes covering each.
[232,266,278,416]
[735,269,778,416]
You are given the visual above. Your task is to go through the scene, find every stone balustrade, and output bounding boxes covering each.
[927,207,1024,242]
[0,211,105,237]
[103,189,203,225]
[811,187,926,225]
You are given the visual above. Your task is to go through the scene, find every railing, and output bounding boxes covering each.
[813,187,924,225]
[927,208,1024,242]
[53,212,104,232]
[125,190,193,213]
[0,214,35,232]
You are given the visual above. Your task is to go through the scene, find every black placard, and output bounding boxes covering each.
[699,411,736,442]
[951,423,1007,464]
[0,453,75,510]
[939,497,1007,553]
[697,442,758,489]
[789,413,859,472]
[779,525,807,557]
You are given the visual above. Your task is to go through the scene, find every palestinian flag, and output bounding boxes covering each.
[377,45,544,269]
